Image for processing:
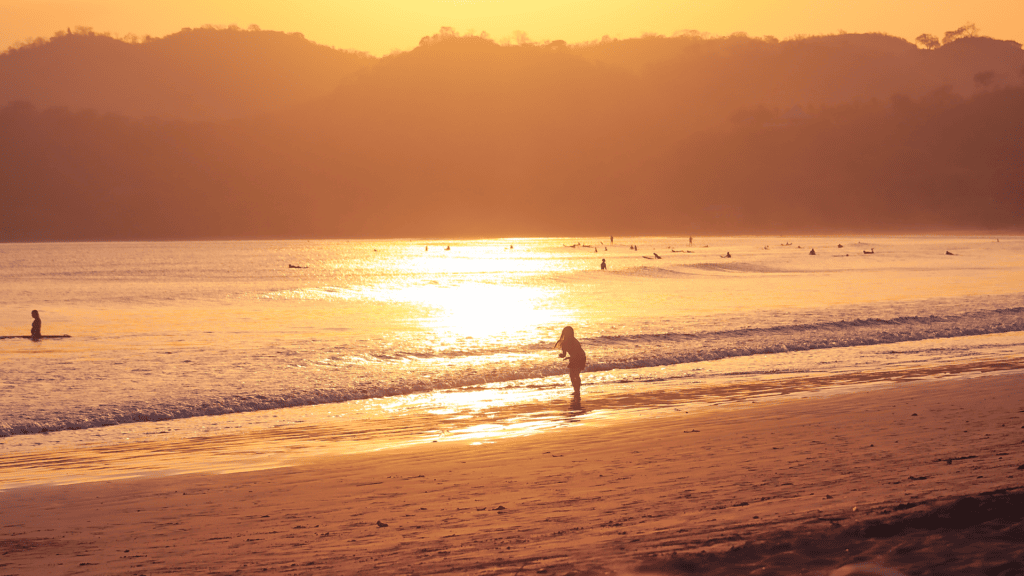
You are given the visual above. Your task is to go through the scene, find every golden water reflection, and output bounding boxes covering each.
[386,282,556,339]
[357,241,576,340]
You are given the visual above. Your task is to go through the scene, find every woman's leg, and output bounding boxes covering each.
[569,366,582,392]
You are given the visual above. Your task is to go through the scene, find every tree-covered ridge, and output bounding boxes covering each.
[1,28,1021,240]
[2,26,1021,124]
[0,26,375,121]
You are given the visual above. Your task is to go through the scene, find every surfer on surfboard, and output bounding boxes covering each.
[0,310,70,340]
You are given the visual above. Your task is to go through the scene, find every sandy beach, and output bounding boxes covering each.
[2,371,1023,576]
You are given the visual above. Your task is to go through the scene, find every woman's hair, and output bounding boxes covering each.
[554,326,575,349]
[31,310,39,317]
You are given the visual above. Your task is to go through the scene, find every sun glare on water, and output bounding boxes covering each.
[410,281,553,338]
[360,241,573,343]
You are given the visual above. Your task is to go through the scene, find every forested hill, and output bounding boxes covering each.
[2,27,1021,124]
[0,26,375,121]
[571,33,1023,131]
[1,29,1022,240]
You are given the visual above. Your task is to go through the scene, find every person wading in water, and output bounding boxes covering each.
[30,310,41,341]
[554,326,587,395]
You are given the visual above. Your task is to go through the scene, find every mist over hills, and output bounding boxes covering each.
[1,27,1022,241]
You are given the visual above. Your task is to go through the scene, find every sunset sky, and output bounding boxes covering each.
[2,0,1022,55]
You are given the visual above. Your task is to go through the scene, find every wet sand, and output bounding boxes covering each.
[2,371,1023,575]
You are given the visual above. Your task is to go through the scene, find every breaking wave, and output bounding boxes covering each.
[2,307,1022,437]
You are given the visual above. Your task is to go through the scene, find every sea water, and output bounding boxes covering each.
[1,236,1023,486]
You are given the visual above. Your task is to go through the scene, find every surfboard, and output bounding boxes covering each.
[0,335,71,339]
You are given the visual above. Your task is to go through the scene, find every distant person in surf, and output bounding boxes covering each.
[600,258,607,270]
[30,310,41,341]
[555,326,587,395]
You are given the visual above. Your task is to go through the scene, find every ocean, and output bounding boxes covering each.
[2,235,1023,487]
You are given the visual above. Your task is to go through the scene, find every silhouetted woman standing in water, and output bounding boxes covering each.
[30,310,41,341]
[555,326,586,395]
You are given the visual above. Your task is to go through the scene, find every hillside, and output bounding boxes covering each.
[3,27,1021,125]
[0,26,375,120]
[569,32,1024,133]
[0,30,1021,240]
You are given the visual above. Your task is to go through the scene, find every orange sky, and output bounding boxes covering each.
[2,0,1022,55]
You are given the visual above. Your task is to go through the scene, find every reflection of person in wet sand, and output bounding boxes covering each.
[31,310,41,341]
[568,393,583,413]
[555,326,587,395]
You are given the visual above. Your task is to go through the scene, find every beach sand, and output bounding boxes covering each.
[2,372,1023,575]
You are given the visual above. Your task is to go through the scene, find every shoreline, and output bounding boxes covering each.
[4,355,1022,491]
[2,371,1023,574]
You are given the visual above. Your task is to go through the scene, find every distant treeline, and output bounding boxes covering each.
[1,30,1022,240]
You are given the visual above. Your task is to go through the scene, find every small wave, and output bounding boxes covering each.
[684,262,791,274]
[589,307,1024,347]
[584,308,1024,374]
[4,307,1022,438]
[611,266,692,278]
[0,388,376,437]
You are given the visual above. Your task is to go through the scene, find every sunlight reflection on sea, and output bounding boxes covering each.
[1,235,1023,488]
